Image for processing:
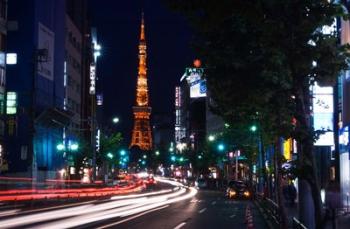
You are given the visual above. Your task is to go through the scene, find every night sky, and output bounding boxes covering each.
[88,0,193,142]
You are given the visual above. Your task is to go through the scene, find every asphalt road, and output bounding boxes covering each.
[0,178,268,229]
[91,190,268,229]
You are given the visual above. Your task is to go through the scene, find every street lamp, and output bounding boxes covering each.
[155,150,160,156]
[208,135,215,142]
[250,125,257,132]
[112,117,120,124]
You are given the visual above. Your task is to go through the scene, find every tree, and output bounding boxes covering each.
[167,0,349,227]
[98,132,123,166]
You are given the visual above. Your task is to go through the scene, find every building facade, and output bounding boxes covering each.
[0,0,6,173]
[5,0,68,176]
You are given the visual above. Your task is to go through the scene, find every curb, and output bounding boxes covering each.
[253,200,275,229]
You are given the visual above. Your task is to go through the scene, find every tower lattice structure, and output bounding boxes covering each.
[130,14,153,151]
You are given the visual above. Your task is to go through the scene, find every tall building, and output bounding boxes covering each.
[130,14,152,151]
[65,15,82,136]
[0,0,7,172]
[6,0,69,176]
[175,61,224,153]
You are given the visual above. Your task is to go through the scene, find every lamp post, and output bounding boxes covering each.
[57,141,79,179]
[112,117,119,124]
[250,124,264,193]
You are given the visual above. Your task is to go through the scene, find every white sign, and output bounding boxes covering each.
[37,23,55,81]
[6,53,17,65]
[90,65,96,95]
[313,82,334,146]
[188,73,206,98]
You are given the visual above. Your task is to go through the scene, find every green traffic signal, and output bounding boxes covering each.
[217,143,225,151]
[120,150,126,156]
[56,143,65,151]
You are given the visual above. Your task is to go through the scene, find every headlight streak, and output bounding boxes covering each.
[0,177,198,229]
[110,189,172,200]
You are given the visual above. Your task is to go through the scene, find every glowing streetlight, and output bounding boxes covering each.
[250,125,257,132]
[208,135,215,142]
[155,150,160,156]
[107,152,114,159]
[112,117,120,124]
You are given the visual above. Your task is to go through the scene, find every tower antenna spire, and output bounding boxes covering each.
[130,12,152,151]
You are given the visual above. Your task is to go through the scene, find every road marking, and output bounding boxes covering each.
[211,201,216,205]
[174,222,186,229]
[97,205,169,229]
[199,208,207,214]
[230,214,236,218]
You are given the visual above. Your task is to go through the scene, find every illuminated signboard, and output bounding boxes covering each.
[6,92,17,114]
[89,64,96,95]
[313,82,334,146]
[185,68,206,98]
[175,86,181,107]
[97,94,103,106]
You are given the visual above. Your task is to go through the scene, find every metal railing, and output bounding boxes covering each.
[292,217,308,229]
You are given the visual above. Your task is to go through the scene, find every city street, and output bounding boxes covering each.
[0,178,267,229]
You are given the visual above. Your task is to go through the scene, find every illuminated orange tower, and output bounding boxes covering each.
[130,13,153,150]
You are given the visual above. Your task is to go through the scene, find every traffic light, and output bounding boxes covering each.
[56,143,65,151]
[170,155,176,162]
[119,150,126,156]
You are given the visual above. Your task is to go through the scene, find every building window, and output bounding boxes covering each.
[0,0,6,20]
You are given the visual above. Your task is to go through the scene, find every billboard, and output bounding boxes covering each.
[37,23,55,81]
[89,65,96,95]
[312,82,334,146]
[185,68,206,98]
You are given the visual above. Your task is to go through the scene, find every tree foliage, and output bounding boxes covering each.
[167,0,350,227]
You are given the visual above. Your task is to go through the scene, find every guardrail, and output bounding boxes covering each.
[255,193,308,229]
[292,217,308,229]
[255,193,280,228]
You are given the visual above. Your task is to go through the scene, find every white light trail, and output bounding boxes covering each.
[0,177,198,229]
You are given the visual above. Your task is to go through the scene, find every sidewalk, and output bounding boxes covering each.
[285,203,350,229]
